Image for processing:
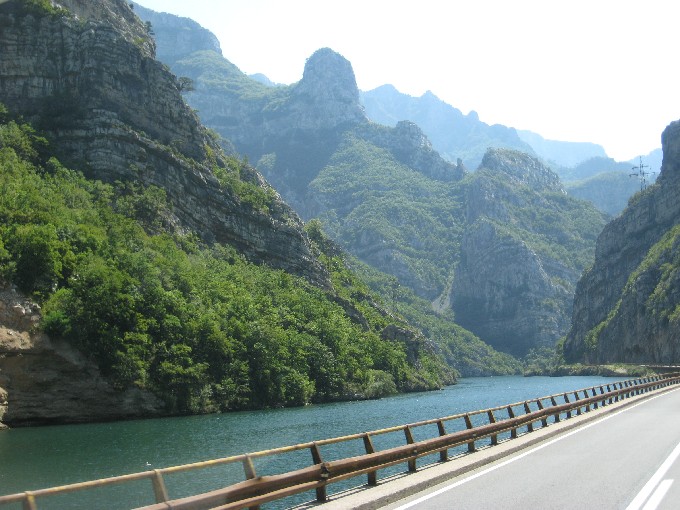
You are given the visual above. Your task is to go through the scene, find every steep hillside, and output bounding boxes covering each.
[564,120,680,364]
[0,0,459,425]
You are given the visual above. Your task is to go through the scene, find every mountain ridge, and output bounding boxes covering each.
[135,7,607,359]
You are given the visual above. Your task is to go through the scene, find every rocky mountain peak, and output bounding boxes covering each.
[60,0,156,57]
[295,48,360,105]
[481,148,563,192]
[263,47,365,133]
[393,120,433,151]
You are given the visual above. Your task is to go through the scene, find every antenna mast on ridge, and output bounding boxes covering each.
[630,156,655,191]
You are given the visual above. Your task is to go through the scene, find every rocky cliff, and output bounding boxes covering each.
[0,0,325,286]
[153,40,467,296]
[564,120,680,364]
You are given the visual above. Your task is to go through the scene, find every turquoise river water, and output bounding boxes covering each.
[0,375,618,509]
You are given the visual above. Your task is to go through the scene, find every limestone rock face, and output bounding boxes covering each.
[452,219,570,356]
[564,120,680,363]
[148,41,463,213]
[0,0,326,286]
[0,284,163,427]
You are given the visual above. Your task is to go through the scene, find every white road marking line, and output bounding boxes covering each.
[627,440,680,510]
[391,387,680,510]
[641,479,673,510]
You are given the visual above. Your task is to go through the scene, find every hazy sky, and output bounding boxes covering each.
[134,0,679,163]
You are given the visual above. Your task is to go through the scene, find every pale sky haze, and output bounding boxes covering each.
[133,0,679,164]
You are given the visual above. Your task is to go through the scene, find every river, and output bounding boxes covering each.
[0,375,617,509]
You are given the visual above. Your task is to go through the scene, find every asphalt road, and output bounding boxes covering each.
[381,386,680,510]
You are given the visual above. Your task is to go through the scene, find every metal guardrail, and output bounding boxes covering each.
[1,374,679,510]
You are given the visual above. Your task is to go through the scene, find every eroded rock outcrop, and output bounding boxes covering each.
[0,284,163,427]
[564,120,680,363]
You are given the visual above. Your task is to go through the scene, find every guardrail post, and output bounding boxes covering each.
[535,400,548,428]
[310,443,327,502]
[22,493,37,510]
[437,420,448,461]
[362,434,378,486]
[404,426,417,472]
[242,455,260,510]
[523,402,534,432]
[487,411,499,444]
[550,397,560,423]
[507,407,517,438]
[606,384,613,404]
[573,392,582,416]
[599,386,607,407]
[152,470,169,504]
[243,455,257,480]
[463,415,476,452]
[563,394,572,419]
[590,388,599,409]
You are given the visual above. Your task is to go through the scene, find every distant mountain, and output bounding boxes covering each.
[516,130,607,169]
[558,156,631,182]
[358,83,663,218]
[557,154,660,217]
[249,73,282,87]
[361,85,535,170]
[565,172,643,217]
